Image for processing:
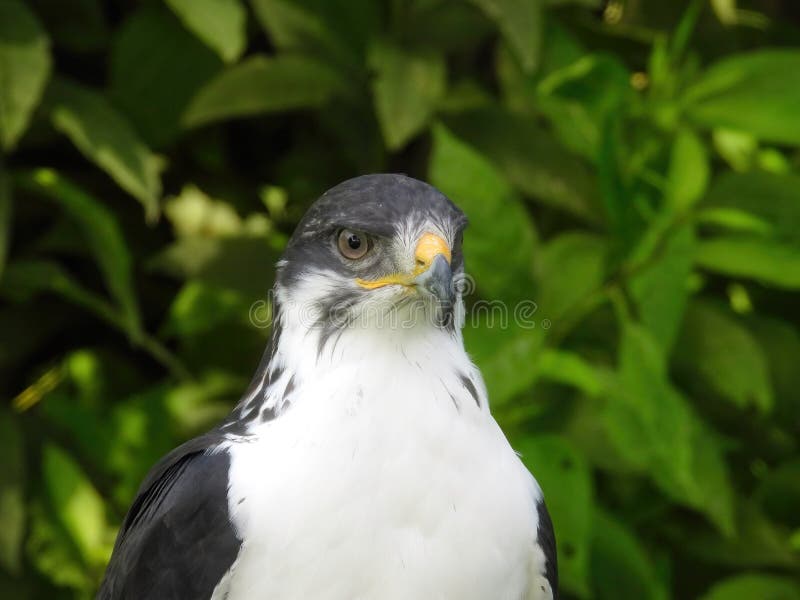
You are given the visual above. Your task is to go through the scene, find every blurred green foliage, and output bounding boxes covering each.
[1,0,800,598]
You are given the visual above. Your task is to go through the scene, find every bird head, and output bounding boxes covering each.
[275,174,468,337]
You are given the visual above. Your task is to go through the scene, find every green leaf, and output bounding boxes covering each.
[674,301,772,412]
[42,444,111,567]
[163,280,252,338]
[0,164,10,280]
[29,0,108,53]
[629,223,694,352]
[695,236,800,289]
[183,55,343,127]
[538,231,607,322]
[605,322,735,534]
[26,500,92,591]
[590,509,668,600]
[0,412,25,574]
[250,0,376,74]
[370,40,445,150]
[166,0,246,63]
[443,107,602,222]
[516,436,593,596]
[0,0,52,151]
[684,50,800,146]
[701,573,800,600]
[536,349,608,398]
[110,4,223,147]
[45,78,162,221]
[472,0,542,72]
[17,169,141,339]
[704,172,800,243]
[429,123,537,302]
[666,128,709,211]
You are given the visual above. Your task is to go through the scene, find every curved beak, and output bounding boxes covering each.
[356,233,454,307]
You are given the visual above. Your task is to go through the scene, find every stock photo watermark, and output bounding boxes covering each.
[247,273,551,331]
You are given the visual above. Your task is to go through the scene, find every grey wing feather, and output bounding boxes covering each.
[98,435,241,600]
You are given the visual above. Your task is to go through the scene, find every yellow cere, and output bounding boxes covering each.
[356,232,451,290]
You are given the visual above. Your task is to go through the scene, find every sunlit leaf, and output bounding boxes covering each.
[516,435,593,596]
[0,0,52,151]
[472,0,542,72]
[370,40,445,150]
[695,236,800,289]
[700,573,800,600]
[42,444,111,567]
[166,0,246,63]
[429,123,537,303]
[183,55,343,127]
[684,50,800,146]
[666,128,709,211]
[45,78,162,220]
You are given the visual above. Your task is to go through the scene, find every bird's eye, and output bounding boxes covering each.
[337,229,369,259]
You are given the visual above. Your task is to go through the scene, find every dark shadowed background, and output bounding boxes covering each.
[1,0,800,598]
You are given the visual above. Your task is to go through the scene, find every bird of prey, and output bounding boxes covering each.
[99,174,557,600]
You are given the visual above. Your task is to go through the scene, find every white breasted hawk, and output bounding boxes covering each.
[99,174,557,600]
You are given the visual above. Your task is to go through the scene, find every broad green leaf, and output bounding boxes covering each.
[166,0,246,63]
[516,436,592,596]
[675,301,772,412]
[606,322,735,533]
[701,573,800,600]
[536,349,607,398]
[250,0,377,74]
[0,412,24,574]
[0,0,52,151]
[630,223,694,352]
[110,4,223,147]
[429,123,537,303]
[17,170,141,339]
[538,232,607,322]
[183,55,342,127]
[712,128,757,172]
[695,236,800,289]
[590,509,668,600]
[704,172,800,243]
[756,459,800,532]
[26,500,91,591]
[42,444,111,567]
[0,164,10,280]
[370,40,445,150]
[464,321,543,406]
[666,128,709,211]
[443,107,602,222]
[163,280,252,338]
[45,78,162,220]
[684,50,800,146]
[472,0,542,72]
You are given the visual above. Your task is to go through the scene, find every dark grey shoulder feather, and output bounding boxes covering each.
[537,498,558,598]
[98,434,241,600]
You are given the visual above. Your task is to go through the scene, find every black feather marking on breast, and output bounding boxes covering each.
[459,373,481,408]
[536,498,558,598]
